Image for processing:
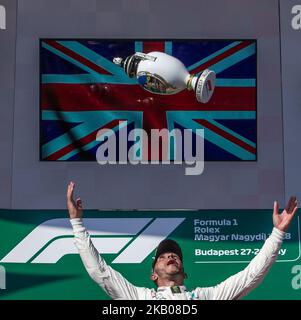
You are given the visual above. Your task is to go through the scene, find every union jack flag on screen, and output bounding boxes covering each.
[40,39,257,161]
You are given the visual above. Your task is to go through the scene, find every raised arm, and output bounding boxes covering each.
[200,197,298,300]
[67,182,144,300]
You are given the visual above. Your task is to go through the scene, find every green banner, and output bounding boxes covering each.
[0,209,300,300]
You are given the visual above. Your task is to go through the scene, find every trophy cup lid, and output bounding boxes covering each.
[195,69,216,103]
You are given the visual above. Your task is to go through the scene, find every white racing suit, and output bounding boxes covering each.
[70,218,284,300]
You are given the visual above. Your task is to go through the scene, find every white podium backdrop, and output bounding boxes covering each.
[1,0,299,209]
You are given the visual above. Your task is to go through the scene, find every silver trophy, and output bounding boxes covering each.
[113,51,216,103]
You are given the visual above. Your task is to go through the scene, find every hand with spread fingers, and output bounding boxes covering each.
[67,181,83,219]
[273,196,298,232]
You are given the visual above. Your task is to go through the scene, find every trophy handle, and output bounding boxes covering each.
[113,52,157,79]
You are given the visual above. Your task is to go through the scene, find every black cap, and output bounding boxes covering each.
[152,239,183,269]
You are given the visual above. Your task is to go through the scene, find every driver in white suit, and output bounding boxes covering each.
[67,182,298,300]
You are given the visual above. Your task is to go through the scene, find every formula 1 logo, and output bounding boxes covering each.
[0,218,185,264]
[0,5,6,30]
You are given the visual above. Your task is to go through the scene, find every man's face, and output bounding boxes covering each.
[153,252,184,277]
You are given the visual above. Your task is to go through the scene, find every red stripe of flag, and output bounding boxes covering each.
[195,119,256,154]
[44,40,112,75]
[41,84,256,111]
[45,119,124,160]
[142,41,165,53]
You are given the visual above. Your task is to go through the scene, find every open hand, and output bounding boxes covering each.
[273,196,298,232]
[67,181,83,219]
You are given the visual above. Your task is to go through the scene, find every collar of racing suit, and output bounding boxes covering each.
[157,285,187,294]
